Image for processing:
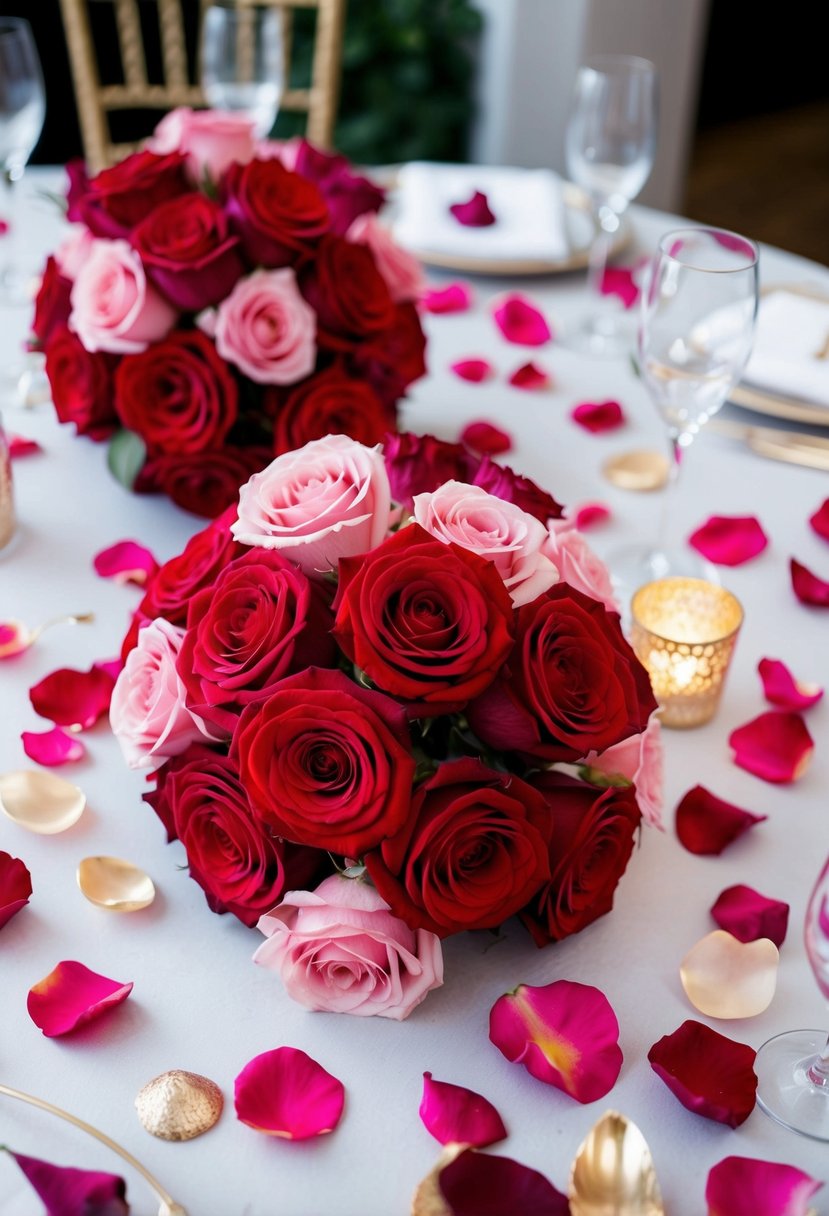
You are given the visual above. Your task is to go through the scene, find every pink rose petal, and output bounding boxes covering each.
[600,264,641,309]
[460,420,512,456]
[688,514,768,566]
[0,217,8,236]
[571,400,626,433]
[0,621,31,660]
[27,960,134,1037]
[675,785,766,855]
[93,540,159,587]
[791,557,829,607]
[0,851,32,931]
[8,434,42,458]
[710,884,789,947]
[22,726,87,767]
[234,1046,345,1140]
[729,711,814,783]
[508,361,552,390]
[420,1072,507,1148]
[421,282,473,314]
[758,657,823,711]
[438,1149,570,1216]
[5,1150,129,1216]
[449,190,496,227]
[648,1020,757,1127]
[489,980,622,1103]
[492,294,552,347]
[809,498,829,542]
[572,502,611,530]
[29,664,116,730]
[706,1156,822,1216]
[450,358,494,383]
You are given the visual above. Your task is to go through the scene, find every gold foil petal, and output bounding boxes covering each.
[77,856,155,912]
[680,929,779,1018]
[411,1145,466,1216]
[0,769,86,834]
[135,1071,223,1141]
[602,449,670,492]
[569,1110,664,1216]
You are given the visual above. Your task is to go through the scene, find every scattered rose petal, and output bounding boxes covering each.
[439,1149,570,1216]
[648,1020,757,1127]
[0,612,94,661]
[93,541,159,587]
[758,657,823,711]
[3,1149,129,1216]
[0,218,8,236]
[680,930,779,1019]
[95,657,124,682]
[706,1156,822,1216]
[29,663,116,730]
[508,361,552,391]
[27,960,134,1037]
[450,358,494,383]
[571,400,625,433]
[460,420,512,456]
[600,264,641,309]
[421,282,473,314]
[492,294,552,347]
[0,851,32,930]
[420,1073,507,1148]
[449,190,496,227]
[234,1046,345,1140]
[790,557,829,607]
[675,785,766,855]
[8,434,42,458]
[489,980,622,1103]
[572,502,611,530]
[711,884,789,947]
[809,498,829,542]
[22,726,86,767]
[688,514,768,566]
[729,712,814,783]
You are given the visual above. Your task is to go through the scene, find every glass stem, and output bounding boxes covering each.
[654,430,686,558]
[0,168,18,286]
[807,1033,829,1088]
[586,202,620,301]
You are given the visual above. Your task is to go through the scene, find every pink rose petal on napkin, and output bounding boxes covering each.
[8,434,42,458]
[689,515,768,566]
[93,540,159,587]
[675,785,766,856]
[600,264,641,309]
[29,663,116,730]
[438,1149,570,1216]
[489,980,622,1103]
[508,361,552,391]
[22,726,86,767]
[706,1156,822,1216]
[4,1150,129,1216]
[420,1072,507,1148]
[758,657,823,711]
[648,1020,757,1128]
[27,960,134,1037]
[0,851,32,931]
[492,294,552,347]
[571,400,625,433]
[449,190,496,227]
[451,358,494,383]
[234,1046,345,1140]
[421,282,473,314]
[809,498,829,541]
[460,420,512,456]
[572,502,611,530]
[729,711,814,783]
[790,557,829,606]
[710,884,789,947]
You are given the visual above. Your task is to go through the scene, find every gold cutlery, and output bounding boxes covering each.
[708,416,829,471]
[568,1110,665,1216]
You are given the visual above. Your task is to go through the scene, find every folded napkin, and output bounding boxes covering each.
[741,289,829,407]
[392,162,569,262]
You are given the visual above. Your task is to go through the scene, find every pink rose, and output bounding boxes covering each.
[254,874,444,1020]
[412,481,559,607]
[200,267,316,385]
[345,213,424,303]
[232,434,391,576]
[110,618,207,770]
[543,519,619,613]
[149,106,256,183]
[582,712,664,828]
[55,226,95,281]
[69,239,177,354]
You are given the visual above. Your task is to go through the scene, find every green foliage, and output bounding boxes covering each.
[107,429,147,492]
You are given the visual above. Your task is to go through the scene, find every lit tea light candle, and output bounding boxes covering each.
[630,577,743,728]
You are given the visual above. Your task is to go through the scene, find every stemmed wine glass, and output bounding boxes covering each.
[564,54,658,356]
[0,17,45,300]
[201,3,284,139]
[755,854,829,1140]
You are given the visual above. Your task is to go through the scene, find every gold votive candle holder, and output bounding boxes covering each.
[630,577,743,729]
[0,414,14,552]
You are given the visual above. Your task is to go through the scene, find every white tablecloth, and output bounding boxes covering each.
[1,171,827,1216]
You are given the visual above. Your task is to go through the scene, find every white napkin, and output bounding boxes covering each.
[742,290,829,407]
[392,162,569,262]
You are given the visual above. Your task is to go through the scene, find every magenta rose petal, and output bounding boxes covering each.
[29,664,116,730]
[421,282,473,314]
[705,1156,822,1216]
[461,420,512,456]
[710,884,789,947]
[492,294,552,347]
[688,514,768,566]
[0,621,31,660]
[790,557,829,607]
[758,657,823,711]
[600,264,640,309]
[419,1072,507,1148]
[450,358,494,383]
[728,712,814,783]
[0,851,32,930]
[508,361,552,390]
[449,190,496,227]
[93,540,159,587]
[4,1149,129,1216]
[675,784,766,855]
[647,1020,757,1127]
[489,980,622,1103]
[438,1149,570,1216]
[572,501,611,530]
[234,1046,345,1140]
[8,434,42,458]
[27,960,134,1037]
[22,726,86,767]
[809,498,829,541]
[571,400,626,433]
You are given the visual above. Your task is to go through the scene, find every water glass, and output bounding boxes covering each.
[201,4,283,139]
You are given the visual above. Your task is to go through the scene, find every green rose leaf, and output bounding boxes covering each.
[107,429,147,492]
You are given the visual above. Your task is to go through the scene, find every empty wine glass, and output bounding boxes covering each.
[755,855,829,1140]
[201,3,283,139]
[0,17,45,299]
[564,54,658,356]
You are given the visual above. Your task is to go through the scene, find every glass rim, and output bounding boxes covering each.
[657,226,759,272]
[579,53,657,77]
[630,577,744,646]
[0,17,32,33]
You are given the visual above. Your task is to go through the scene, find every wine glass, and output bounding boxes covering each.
[201,3,283,139]
[564,54,658,356]
[0,17,45,299]
[608,226,759,599]
[755,855,829,1140]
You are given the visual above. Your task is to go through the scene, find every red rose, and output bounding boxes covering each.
[233,667,415,857]
[383,432,477,508]
[471,455,564,524]
[300,234,396,349]
[348,301,427,404]
[137,507,245,629]
[292,139,385,235]
[130,192,244,310]
[267,366,388,456]
[75,150,190,239]
[366,758,552,937]
[222,158,330,268]
[44,325,118,440]
[137,445,272,518]
[115,330,239,454]
[333,524,514,717]
[468,583,657,762]
[32,256,72,346]
[178,548,335,738]
[520,771,642,945]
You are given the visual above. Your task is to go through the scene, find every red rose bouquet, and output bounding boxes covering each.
[31,109,426,518]
[110,432,662,1020]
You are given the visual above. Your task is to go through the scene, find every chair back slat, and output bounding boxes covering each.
[157,0,191,88]
[112,0,148,88]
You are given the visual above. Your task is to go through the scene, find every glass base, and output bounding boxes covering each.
[607,542,719,623]
[755,1029,829,1141]
[559,310,634,360]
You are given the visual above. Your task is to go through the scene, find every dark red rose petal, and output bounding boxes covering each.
[729,712,814,783]
[808,498,829,542]
[449,190,497,227]
[438,1149,570,1216]
[5,1150,129,1216]
[460,420,512,455]
[29,664,116,730]
[507,361,552,390]
[571,400,625,433]
[8,434,42,458]
[710,884,789,947]
[648,1019,757,1127]
[790,557,829,607]
[675,784,766,855]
